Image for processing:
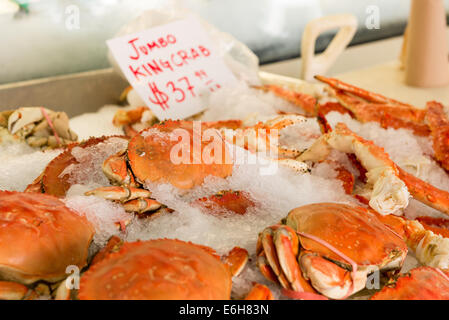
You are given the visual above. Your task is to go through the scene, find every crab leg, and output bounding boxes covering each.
[397,168,449,216]
[298,123,410,215]
[85,186,162,214]
[222,247,249,277]
[425,101,449,171]
[374,213,449,269]
[415,216,449,238]
[315,75,429,136]
[299,122,449,217]
[315,75,417,106]
[258,227,295,290]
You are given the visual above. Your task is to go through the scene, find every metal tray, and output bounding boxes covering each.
[0,69,309,117]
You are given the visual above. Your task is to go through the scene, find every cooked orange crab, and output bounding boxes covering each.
[78,238,271,300]
[370,267,449,300]
[85,120,235,214]
[257,203,408,300]
[25,135,129,196]
[0,191,94,300]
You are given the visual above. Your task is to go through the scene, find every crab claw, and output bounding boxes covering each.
[85,186,151,202]
[123,198,163,215]
[222,247,249,277]
[85,186,162,215]
[244,283,274,300]
[258,225,316,293]
[299,252,368,300]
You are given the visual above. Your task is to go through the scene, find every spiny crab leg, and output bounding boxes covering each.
[298,122,410,215]
[315,75,429,136]
[315,75,415,106]
[425,101,449,171]
[298,122,449,217]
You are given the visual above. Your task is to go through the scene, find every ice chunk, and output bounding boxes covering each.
[59,136,128,188]
[70,105,124,140]
[200,82,304,125]
[0,141,61,191]
[65,195,133,250]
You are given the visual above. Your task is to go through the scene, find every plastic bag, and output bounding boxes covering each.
[107,1,260,85]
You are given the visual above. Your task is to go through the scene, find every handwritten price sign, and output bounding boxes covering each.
[107,19,238,120]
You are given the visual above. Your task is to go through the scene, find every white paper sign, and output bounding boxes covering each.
[107,19,238,120]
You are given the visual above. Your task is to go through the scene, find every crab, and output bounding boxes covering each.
[370,267,449,300]
[0,191,94,300]
[298,122,449,217]
[78,238,271,300]
[257,203,408,300]
[0,107,78,148]
[85,120,235,215]
[25,136,129,197]
[315,76,429,136]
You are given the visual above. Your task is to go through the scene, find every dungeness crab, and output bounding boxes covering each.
[257,203,449,300]
[0,191,94,300]
[257,203,408,300]
[78,238,271,300]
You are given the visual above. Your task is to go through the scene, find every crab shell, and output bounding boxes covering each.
[0,191,94,284]
[371,267,449,300]
[287,203,407,268]
[78,239,232,300]
[26,136,129,196]
[127,120,233,189]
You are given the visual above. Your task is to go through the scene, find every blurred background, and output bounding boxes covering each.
[1,0,449,85]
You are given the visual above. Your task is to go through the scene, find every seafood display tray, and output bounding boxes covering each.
[0,69,129,117]
[0,69,309,116]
